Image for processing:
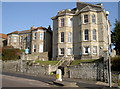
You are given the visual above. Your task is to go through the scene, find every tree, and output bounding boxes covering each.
[111,20,120,55]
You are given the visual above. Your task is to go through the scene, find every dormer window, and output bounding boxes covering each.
[84,15,88,23]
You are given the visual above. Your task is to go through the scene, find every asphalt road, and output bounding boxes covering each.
[1,71,119,89]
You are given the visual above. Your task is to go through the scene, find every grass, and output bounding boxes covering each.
[70,59,102,66]
[34,60,59,66]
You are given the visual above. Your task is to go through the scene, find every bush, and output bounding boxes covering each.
[2,47,23,61]
[111,56,120,71]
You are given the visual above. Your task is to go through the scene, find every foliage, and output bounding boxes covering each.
[118,80,120,86]
[111,20,120,55]
[2,47,23,61]
[111,56,120,71]
[34,60,58,65]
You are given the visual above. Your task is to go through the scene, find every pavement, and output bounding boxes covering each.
[2,70,119,89]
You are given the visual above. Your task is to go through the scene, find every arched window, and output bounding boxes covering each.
[93,29,96,40]
[92,14,96,23]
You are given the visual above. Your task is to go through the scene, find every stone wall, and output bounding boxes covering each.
[2,60,49,75]
[66,62,108,82]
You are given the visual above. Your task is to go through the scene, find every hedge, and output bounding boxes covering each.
[2,46,23,61]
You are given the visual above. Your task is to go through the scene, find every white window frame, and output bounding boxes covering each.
[59,48,64,55]
[40,33,43,40]
[60,32,64,43]
[39,44,43,52]
[33,44,36,52]
[33,32,37,40]
[84,15,88,24]
[93,46,97,54]
[13,37,17,42]
[84,29,89,41]
[83,46,90,54]
[68,32,72,43]
[61,18,64,27]
[68,18,72,26]
[93,29,96,41]
[67,48,72,55]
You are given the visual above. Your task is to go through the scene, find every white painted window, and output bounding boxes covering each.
[84,46,90,54]
[61,32,64,42]
[68,18,72,26]
[84,29,89,40]
[61,18,64,27]
[40,33,43,40]
[68,32,72,43]
[84,15,88,23]
[68,48,72,55]
[59,48,64,55]
[93,29,96,40]
[13,37,17,42]
[92,14,96,23]
[33,44,36,52]
[93,46,97,54]
[39,44,43,52]
[33,32,37,40]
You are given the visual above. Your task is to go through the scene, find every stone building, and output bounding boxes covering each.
[51,2,111,60]
[0,33,8,47]
[7,26,52,59]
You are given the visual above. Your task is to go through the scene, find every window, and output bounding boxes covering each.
[84,15,88,23]
[68,48,72,55]
[40,33,43,40]
[33,44,36,52]
[61,18,64,27]
[84,46,90,54]
[60,48,64,55]
[68,18,72,26]
[84,29,89,40]
[93,46,97,54]
[68,32,72,42]
[39,44,43,52]
[93,29,96,40]
[61,32,64,42]
[33,33,37,40]
[92,14,96,23]
[13,37,17,42]
[27,34,30,42]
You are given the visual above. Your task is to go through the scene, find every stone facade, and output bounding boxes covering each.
[52,2,111,60]
[7,26,52,60]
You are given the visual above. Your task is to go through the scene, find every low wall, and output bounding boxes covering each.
[66,62,108,81]
[25,52,48,61]
[2,60,49,75]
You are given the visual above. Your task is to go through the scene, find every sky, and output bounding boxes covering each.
[2,2,118,34]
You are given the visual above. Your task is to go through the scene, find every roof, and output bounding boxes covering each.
[76,2,103,11]
[0,33,8,39]
[7,31,19,35]
[31,26,47,31]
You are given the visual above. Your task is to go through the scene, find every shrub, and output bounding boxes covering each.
[111,56,120,71]
[2,47,23,61]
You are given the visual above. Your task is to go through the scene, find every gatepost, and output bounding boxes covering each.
[56,69,62,81]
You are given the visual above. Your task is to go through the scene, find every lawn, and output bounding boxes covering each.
[70,59,101,66]
[34,60,59,66]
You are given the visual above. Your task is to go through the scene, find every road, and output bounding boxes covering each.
[2,74,55,87]
[2,71,119,89]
